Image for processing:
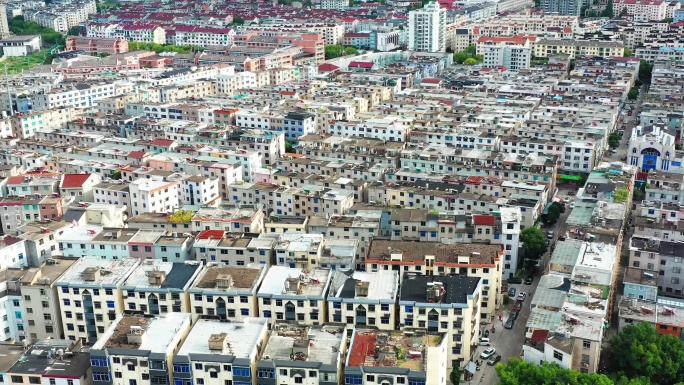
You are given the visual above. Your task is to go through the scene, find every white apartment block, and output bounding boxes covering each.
[24,10,68,33]
[326,117,410,142]
[482,44,531,71]
[170,26,236,47]
[93,182,130,208]
[399,275,483,370]
[32,83,118,111]
[257,266,332,325]
[176,175,221,206]
[327,270,399,330]
[128,179,180,217]
[90,313,192,385]
[409,2,447,52]
[188,264,266,321]
[121,260,204,316]
[216,73,257,95]
[274,233,324,268]
[613,0,668,22]
[173,318,270,385]
[20,257,79,341]
[317,0,348,9]
[55,257,141,344]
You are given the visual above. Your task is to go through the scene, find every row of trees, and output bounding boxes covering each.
[453,45,483,65]
[324,45,359,60]
[9,16,64,46]
[128,42,204,54]
[495,322,684,385]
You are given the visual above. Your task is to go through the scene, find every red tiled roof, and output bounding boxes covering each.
[473,215,496,226]
[347,333,377,367]
[197,229,225,240]
[128,151,147,158]
[318,63,339,72]
[348,61,374,68]
[531,329,549,343]
[421,78,442,84]
[152,138,175,146]
[61,174,92,189]
[6,176,24,185]
[280,91,296,96]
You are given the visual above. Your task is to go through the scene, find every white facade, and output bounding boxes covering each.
[409,2,447,52]
[128,179,180,217]
[327,117,410,142]
[178,176,220,206]
[216,73,257,95]
[482,44,531,71]
[500,207,523,279]
[32,83,118,111]
[170,27,236,47]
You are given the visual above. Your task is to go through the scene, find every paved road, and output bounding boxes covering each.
[468,208,572,385]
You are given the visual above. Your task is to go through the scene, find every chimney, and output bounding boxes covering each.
[208,333,227,351]
[355,281,370,297]
[127,326,145,345]
[216,274,233,289]
[82,267,100,282]
[146,270,166,285]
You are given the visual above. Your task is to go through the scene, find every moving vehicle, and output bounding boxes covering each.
[480,348,496,359]
[488,355,502,366]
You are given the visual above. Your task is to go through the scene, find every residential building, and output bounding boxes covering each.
[613,0,668,21]
[55,257,141,344]
[482,44,531,71]
[344,329,448,385]
[20,257,79,341]
[532,39,625,58]
[121,260,204,316]
[188,264,267,322]
[541,0,582,16]
[274,233,324,268]
[60,174,102,203]
[90,313,192,385]
[128,179,180,217]
[0,35,42,57]
[6,339,91,385]
[409,2,447,52]
[65,37,129,55]
[256,266,332,325]
[172,318,269,385]
[398,274,482,370]
[327,270,399,330]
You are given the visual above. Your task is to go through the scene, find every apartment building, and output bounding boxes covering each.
[188,264,266,321]
[365,241,503,321]
[128,179,180,217]
[5,339,91,385]
[169,26,236,47]
[399,275,482,370]
[55,257,141,344]
[613,0,668,21]
[258,323,347,385]
[11,108,76,138]
[541,0,581,15]
[628,124,677,172]
[90,313,192,385]
[172,318,269,385]
[345,329,448,385]
[257,266,331,325]
[533,39,625,58]
[32,84,118,111]
[121,260,203,316]
[60,174,102,203]
[482,44,531,71]
[327,117,410,142]
[409,2,446,52]
[65,37,129,55]
[20,257,79,341]
[273,233,324,268]
[191,205,265,233]
[629,236,684,297]
[327,270,399,330]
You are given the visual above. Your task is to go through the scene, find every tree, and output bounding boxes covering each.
[544,202,563,226]
[620,8,629,17]
[463,58,478,65]
[449,366,461,385]
[639,60,654,84]
[601,0,614,17]
[127,41,203,54]
[68,26,80,36]
[624,48,633,57]
[610,322,684,385]
[9,16,65,46]
[285,141,294,153]
[612,187,630,203]
[628,87,639,100]
[453,45,483,65]
[230,17,244,26]
[609,132,621,148]
[324,45,358,60]
[497,358,615,385]
[520,226,547,261]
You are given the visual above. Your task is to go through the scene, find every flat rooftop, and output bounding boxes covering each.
[0,344,27,373]
[55,224,104,242]
[123,260,202,290]
[191,264,265,292]
[20,257,80,286]
[329,270,399,301]
[93,313,191,351]
[177,318,268,357]
[400,275,480,305]
[261,323,345,365]
[57,257,140,287]
[9,339,90,377]
[347,329,441,371]
[367,240,502,266]
[258,266,331,298]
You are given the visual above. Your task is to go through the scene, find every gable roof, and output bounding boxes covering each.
[61,174,92,189]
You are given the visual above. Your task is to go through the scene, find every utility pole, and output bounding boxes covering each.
[4,64,13,117]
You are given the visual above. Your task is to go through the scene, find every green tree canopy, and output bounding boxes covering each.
[453,45,483,65]
[230,17,244,26]
[601,0,614,17]
[639,60,654,84]
[610,322,684,385]
[449,367,461,385]
[127,42,203,54]
[324,45,359,60]
[497,358,615,385]
[520,226,547,261]
[627,87,639,100]
[9,16,64,46]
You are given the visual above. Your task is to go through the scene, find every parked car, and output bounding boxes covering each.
[517,292,527,301]
[480,348,496,359]
[504,318,515,329]
[563,197,571,203]
[547,230,554,239]
[479,337,491,346]
[488,355,502,366]
[510,310,519,320]
[507,277,523,284]
[524,276,533,285]
[508,287,517,297]
[513,301,522,311]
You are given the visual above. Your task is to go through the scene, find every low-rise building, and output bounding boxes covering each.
[6,339,91,385]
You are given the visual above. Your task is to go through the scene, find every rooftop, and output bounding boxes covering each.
[20,257,80,286]
[367,240,502,265]
[93,313,191,351]
[177,318,268,357]
[329,270,399,301]
[261,323,345,365]
[123,260,202,290]
[400,275,480,305]
[258,266,331,298]
[346,329,442,371]
[9,339,90,377]
[623,267,658,287]
[192,264,265,292]
[57,257,140,287]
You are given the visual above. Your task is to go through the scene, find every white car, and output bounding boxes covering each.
[517,292,527,301]
[563,197,571,203]
[480,348,496,359]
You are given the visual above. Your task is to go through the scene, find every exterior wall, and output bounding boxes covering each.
[21,284,64,341]
[57,285,125,344]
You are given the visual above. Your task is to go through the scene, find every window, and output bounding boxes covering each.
[25,379,38,385]
[93,374,110,382]
[10,377,22,384]
[195,363,203,370]
[345,375,362,385]
[173,364,190,373]
[106,301,115,308]
[257,369,274,379]
[232,367,250,377]
[127,364,135,371]
[582,340,591,349]
[91,358,108,366]
[115,373,122,379]
[553,350,563,360]
[294,378,303,384]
